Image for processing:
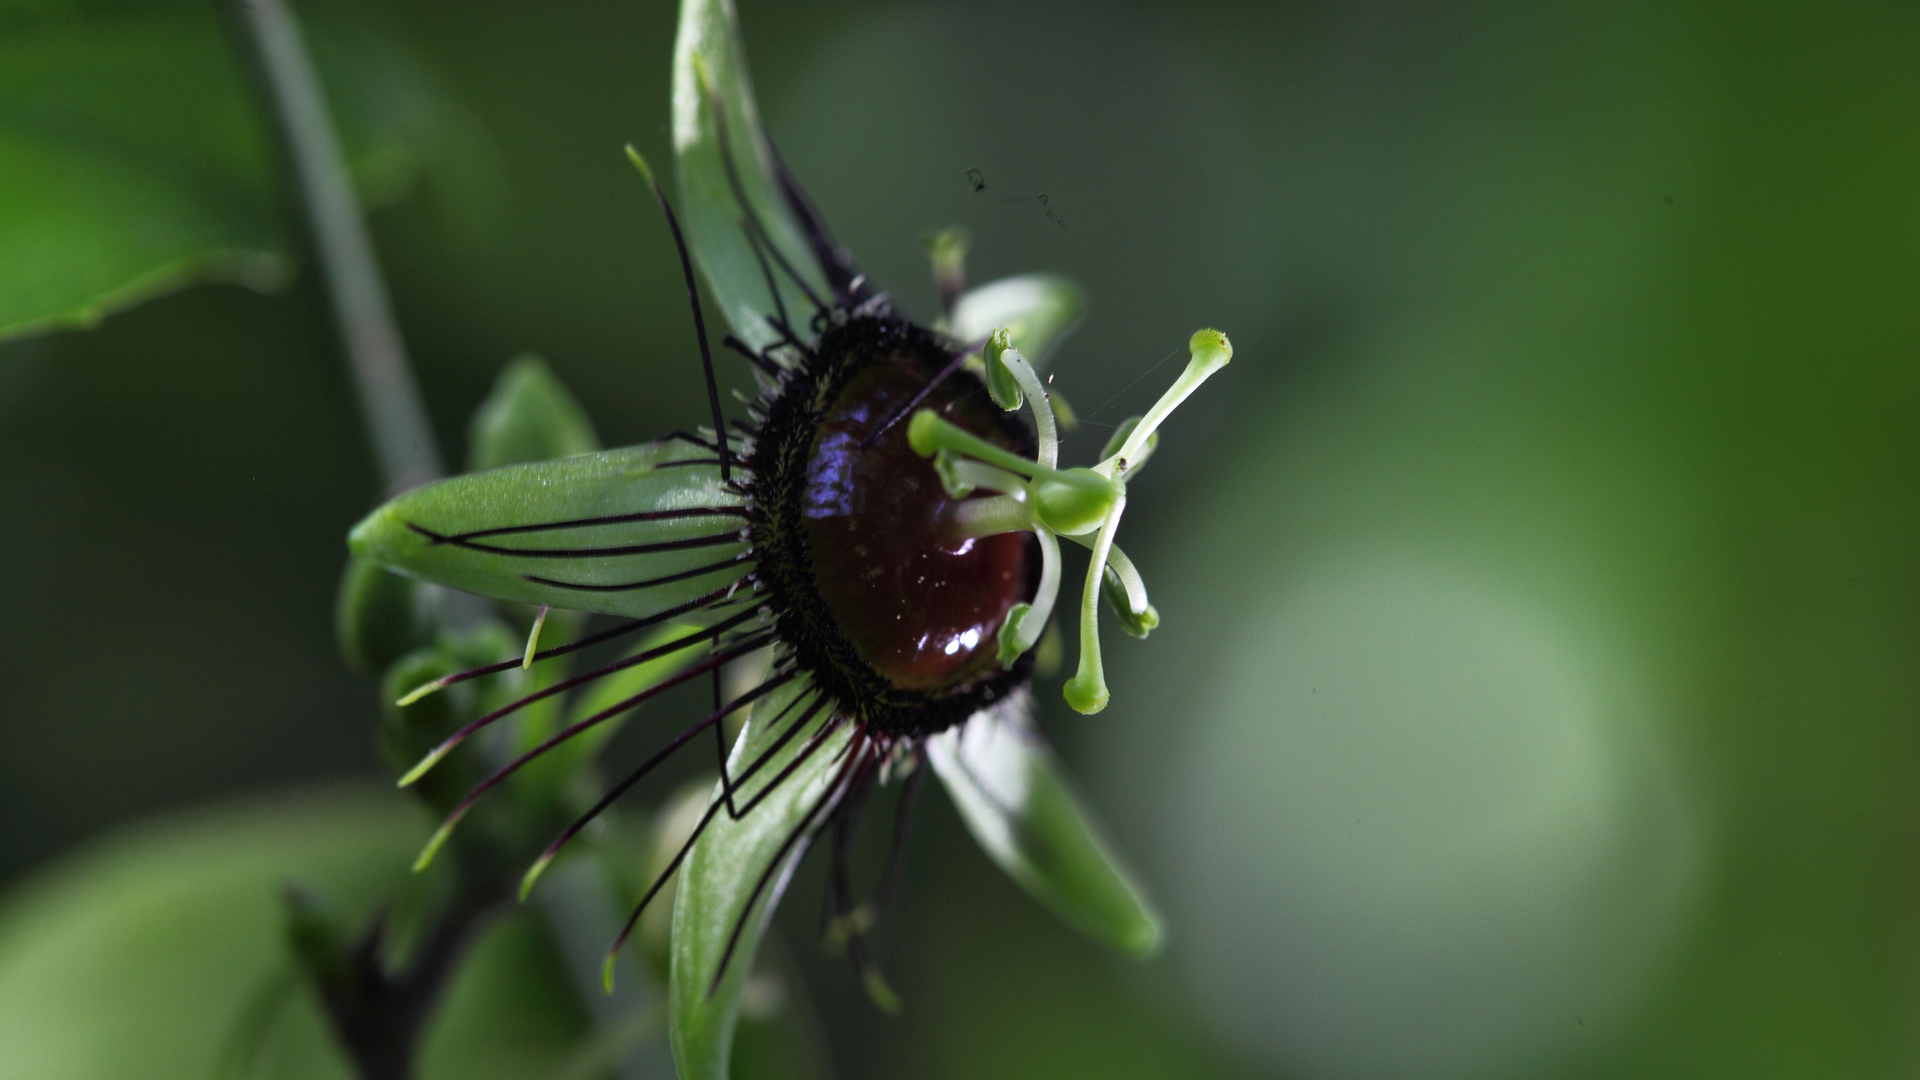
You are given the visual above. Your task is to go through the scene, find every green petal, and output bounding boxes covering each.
[348,439,751,622]
[672,0,833,351]
[949,273,1087,370]
[669,680,852,1080]
[927,698,1162,956]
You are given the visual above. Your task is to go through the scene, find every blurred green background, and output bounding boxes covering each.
[3,0,1919,1077]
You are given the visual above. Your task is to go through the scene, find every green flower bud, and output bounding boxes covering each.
[467,354,599,472]
[334,557,433,678]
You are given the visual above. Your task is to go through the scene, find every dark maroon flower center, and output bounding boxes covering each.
[802,354,1031,691]
[746,314,1036,737]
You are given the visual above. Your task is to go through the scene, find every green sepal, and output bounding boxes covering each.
[927,700,1162,956]
[670,679,852,1080]
[949,273,1086,371]
[334,557,434,678]
[468,354,599,472]
[672,0,832,351]
[982,327,1022,411]
[348,439,749,622]
[1101,566,1159,639]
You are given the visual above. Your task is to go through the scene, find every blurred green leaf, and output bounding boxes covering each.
[949,274,1086,371]
[0,0,499,342]
[927,700,1161,956]
[669,680,851,1080]
[672,0,833,351]
[0,787,591,1080]
[468,354,601,472]
[348,440,749,621]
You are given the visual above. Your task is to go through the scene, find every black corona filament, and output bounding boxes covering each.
[630,148,733,484]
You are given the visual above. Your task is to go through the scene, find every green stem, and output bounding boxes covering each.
[237,0,442,497]
[1064,496,1124,713]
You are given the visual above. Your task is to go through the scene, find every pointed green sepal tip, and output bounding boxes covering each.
[411,812,462,873]
[624,144,657,187]
[601,952,619,995]
[863,968,903,1015]
[395,743,452,788]
[1030,469,1123,536]
[1188,328,1232,374]
[1063,675,1110,715]
[983,328,1023,411]
[1119,910,1166,958]
[997,603,1033,667]
[393,678,446,709]
[518,852,556,903]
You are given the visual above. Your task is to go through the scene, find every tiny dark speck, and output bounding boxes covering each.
[1663,193,1675,205]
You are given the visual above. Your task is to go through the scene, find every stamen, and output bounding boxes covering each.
[1098,329,1231,475]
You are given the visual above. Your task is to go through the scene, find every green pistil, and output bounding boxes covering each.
[910,327,1231,714]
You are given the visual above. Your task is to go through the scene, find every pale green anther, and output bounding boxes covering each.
[1099,416,1159,477]
[997,528,1061,665]
[1030,469,1122,536]
[1102,566,1159,639]
[983,327,1022,411]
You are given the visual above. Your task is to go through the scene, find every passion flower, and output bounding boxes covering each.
[345,0,1230,1075]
